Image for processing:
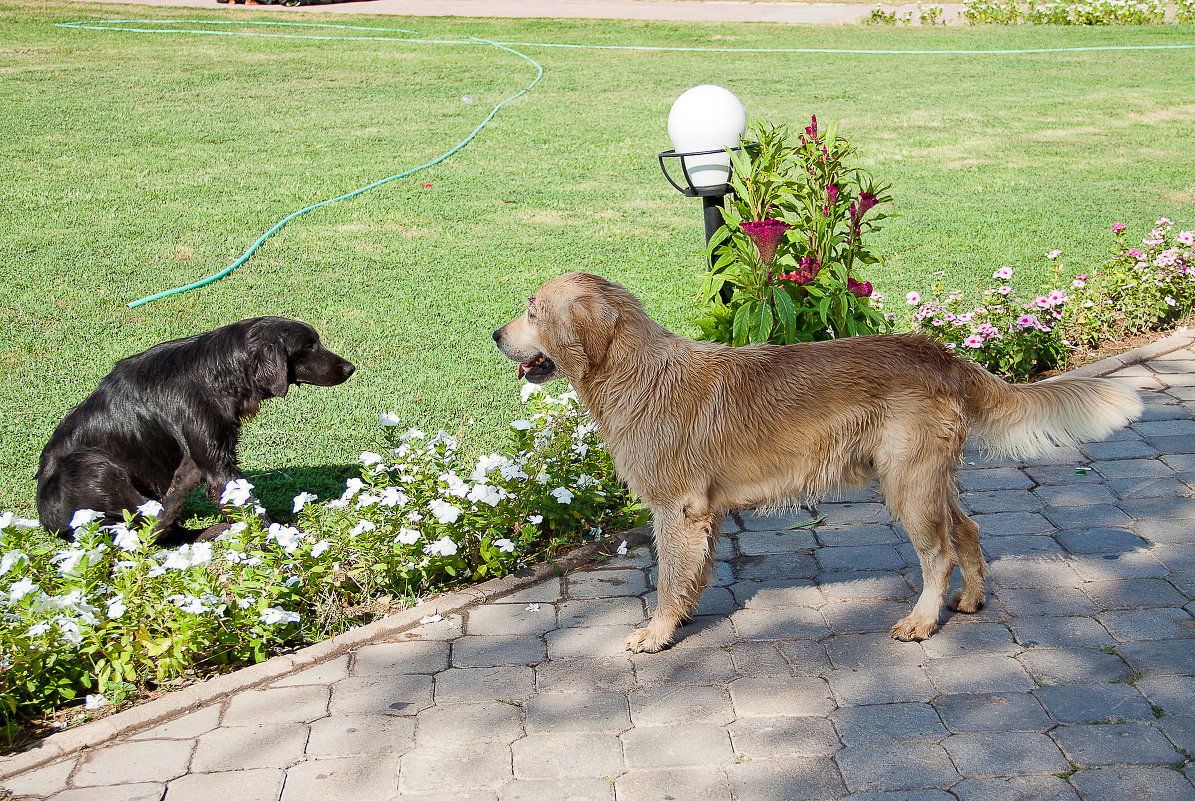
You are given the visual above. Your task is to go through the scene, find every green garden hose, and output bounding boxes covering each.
[56,18,1195,308]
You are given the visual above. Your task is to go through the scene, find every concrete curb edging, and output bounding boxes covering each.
[1065,328,1194,378]
[0,524,653,780]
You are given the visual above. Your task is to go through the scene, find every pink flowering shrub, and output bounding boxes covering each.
[1067,219,1195,348]
[695,118,892,346]
[907,265,1070,381]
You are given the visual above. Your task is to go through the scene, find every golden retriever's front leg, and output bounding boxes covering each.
[626,500,716,654]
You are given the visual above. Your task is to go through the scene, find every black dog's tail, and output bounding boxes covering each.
[36,449,149,537]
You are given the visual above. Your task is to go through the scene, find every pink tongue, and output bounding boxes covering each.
[518,363,530,379]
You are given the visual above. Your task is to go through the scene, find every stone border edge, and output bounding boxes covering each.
[1067,328,1194,378]
[0,524,653,779]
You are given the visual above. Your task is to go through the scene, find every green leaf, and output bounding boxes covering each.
[773,285,797,342]
[732,301,756,347]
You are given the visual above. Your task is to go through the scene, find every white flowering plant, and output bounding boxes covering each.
[0,387,640,734]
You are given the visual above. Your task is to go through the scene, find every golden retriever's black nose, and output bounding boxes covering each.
[492,329,502,344]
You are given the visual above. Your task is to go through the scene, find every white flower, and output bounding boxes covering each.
[349,520,377,537]
[356,493,380,509]
[284,576,302,588]
[440,473,470,499]
[161,547,192,571]
[471,453,511,482]
[136,500,163,518]
[379,487,409,508]
[326,499,349,510]
[176,596,209,615]
[379,412,401,427]
[310,540,330,558]
[419,614,443,625]
[403,427,426,441]
[148,564,166,577]
[406,511,424,523]
[267,523,303,554]
[106,595,127,620]
[525,603,540,612]
[8,577,37,603]
[550,487,574,505]
[107,523,140,552]
[360,451,384,467]
[499,462,529,481]
[260,607,300,625]
[493,538,516,553]
[425,536,458,557]
[905,291,921,306]
[52,548,87,575]
[510,419,533,431]
[616,540,628,556]
[1166,296,1177,307]
[27,621,51,637]
[228,521,248,538]
[428,499,462,525]
[220,479,254,507]
[468,484,507,507]
[340,478,366,502]
[528,515,543,526]
[12,517,39,530]
[993,266,1013,280]
[395,528,421,546]
[237,596,255,610]
[69,509,102,530]
[84,694,110,711]
[58,618,83,647]
[521,383,545,402]
[0,550,26,577]
[189,542,213,567]
[292,492,318,514]
[1046,249,1062,259]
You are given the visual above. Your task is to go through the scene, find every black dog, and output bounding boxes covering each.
[36,317,355,542]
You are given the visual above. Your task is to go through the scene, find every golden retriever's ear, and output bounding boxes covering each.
[572,296,620,368]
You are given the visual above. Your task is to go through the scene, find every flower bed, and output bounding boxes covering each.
[0,387,641,741]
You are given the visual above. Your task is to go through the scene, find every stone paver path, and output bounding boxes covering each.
[5,342,1195,800]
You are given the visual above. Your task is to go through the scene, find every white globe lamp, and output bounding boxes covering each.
[666,84,747,190]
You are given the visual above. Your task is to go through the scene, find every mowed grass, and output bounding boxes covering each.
[1,2,1193,518]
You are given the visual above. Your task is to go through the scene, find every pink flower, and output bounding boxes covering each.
[993,267,1013,280]
[1016,313,1040,329]
[998,285,1012,296]
[1047,289,1068,306]
[1112,222,1127,233]
[1046,250,1062,260]
[906,291,921,305]
[1034,296,1051,309]
[964,335,984,349]
[1071,278,1086,289]
[741,219,791,266]
[1127,248,1143,260]
[1177,231,1194,246]
[847,277,872,298]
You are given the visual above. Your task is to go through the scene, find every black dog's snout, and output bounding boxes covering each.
[492,329,503,344]
[341,361,356,379]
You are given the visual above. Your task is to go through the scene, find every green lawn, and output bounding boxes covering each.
[2,2,1193,519]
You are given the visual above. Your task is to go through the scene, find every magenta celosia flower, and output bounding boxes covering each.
[741,219,791,266]
[847,278,872,298]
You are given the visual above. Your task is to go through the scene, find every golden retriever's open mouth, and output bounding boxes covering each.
[518,353,555,382]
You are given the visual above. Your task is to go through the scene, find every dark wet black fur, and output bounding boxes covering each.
[36,317,355,542]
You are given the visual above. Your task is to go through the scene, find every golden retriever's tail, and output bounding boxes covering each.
[964,368,1143,460]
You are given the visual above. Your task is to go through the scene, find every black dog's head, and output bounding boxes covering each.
[245,317,355,399]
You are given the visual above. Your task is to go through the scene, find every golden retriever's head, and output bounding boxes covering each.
[492,273,622,384]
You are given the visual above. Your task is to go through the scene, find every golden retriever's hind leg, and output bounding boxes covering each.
[946,499,987,614]
[626,500,715,653]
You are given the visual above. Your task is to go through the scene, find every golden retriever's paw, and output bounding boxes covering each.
[625,626,671,653]
[890,616,938,642]
[947,589,986,614]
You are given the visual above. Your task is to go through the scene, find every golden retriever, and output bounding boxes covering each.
[493,273,1142,653]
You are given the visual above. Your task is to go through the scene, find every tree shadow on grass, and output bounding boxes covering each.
[178,463,359,529]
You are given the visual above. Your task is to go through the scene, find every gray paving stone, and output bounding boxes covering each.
[733,552,819,581]
[523,690,629,733]
[649,559,735,589]
[0,756,75,798]
[1035,484,1121,507]
[925,655,1033,695]
[1095,459,1176,479]
[727,715,840,758]
[614,767,730,801]
[1156,714,1195,754]
[974,511,1055,537]
[728,641,792,677]
[511,732,622,779]
[329,673,433,716]
[1121,496,1195,521]
[414,700,524,745]
[1162,453,1195,471]
[1147,433,1195,454]
[434,666,535,704]
[1098,608,1195,642]
[817,545,904,573]
[820,571,912,601]
[398,740,513,793]
[933,692,1052,733]
[1024,465,1102,486]
[1055,527,1149,554]
[1043,504,1135,530]
[740,507,821,531]
[1119,638,1195,676]
[498,579,563,604]
[1109,477,1194,499]
[191,722,309,771]
[943,731,1069,777]
[827,665,936,705]
[830,702,948,745]
[729,677,836,717]
[1069,550,1169,581]
[987,556,1084,589]
[47,784,165,801]
[628,685,732,727]
[73,739,194,786]
[951,775,1079,801]
[824,632,927,669]
[921,622,1020,659]
[306,714,416,757]
[1070,766,1195,801]
[498,778,613,801]
[843,792,955,801]
[545,625,637,660]
[724,756,849,800]
[816,524,901,548]
[731,606,829,640]
[961,489,1044,515]
[1018,647,1133,685]
[1082,578,1190,610]
[820,502,892,527]
[997,586,1100,616]
[1135,518,1195,546]
[981,534,1066,559]
[729,578,825,608]
[835,742,959,792]
[959,468,1035,492]
[130,704,222,740]
[620,724,734,769]
[400,613,464,640]
[820,600,911,636]
[272,656,350,687]
[737,527,817,555]
[776,639,835,675]
[165,768,285,801]
[353,640,450,676]
[631,646,736,687]
[1081,439,1161,461]
[535,656,635,693]
[452,635,547,668]
[566,569,648,598]
[1034,682,1154,723]
[1135,419,1195,438]
[642,585,735,617]
[1136,676,1195,714]
[467,603,558,636]
[222,685,330,726]
[668,615,738,650]
[1009,616,1116,649]
[1052,722,1182,767]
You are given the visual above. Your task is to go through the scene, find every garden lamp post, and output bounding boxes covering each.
[657,84,747,252]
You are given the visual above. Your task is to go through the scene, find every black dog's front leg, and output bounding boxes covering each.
[151,455,203,542]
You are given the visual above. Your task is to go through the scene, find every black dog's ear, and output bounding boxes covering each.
[252,342,290,398]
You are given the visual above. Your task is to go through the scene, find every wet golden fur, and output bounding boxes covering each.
[494,273,1142,652]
